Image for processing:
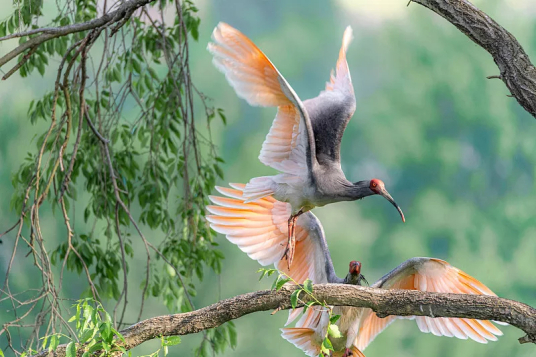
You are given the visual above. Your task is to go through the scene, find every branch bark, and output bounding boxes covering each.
[32,284,536,357]
[411,0,536,118]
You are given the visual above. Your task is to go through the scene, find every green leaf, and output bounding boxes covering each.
[164,336,181,346]
[329,314,341,324]
[0,347,4,357]
[217,108,227,124]
[303,279,313,294]
[258,268,277,281]
[79,328,94,344]
[65,342,76,357]
[272,275,291,291]
[132,59,142,73]
[322,337,334,351]
[41,335,49,350]
[147,67,159,80]
[290,289,301,309]
[328,324,342,338]
[112,327,125,342]
[227,322,237,348]
[49,335,59,351]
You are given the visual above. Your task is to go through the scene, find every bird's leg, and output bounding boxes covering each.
[282,215,298,269]
[281,209,304,269]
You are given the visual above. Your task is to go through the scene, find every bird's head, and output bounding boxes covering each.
[346,260,368,286]
[354,179,405,222]
[349,260,361,276]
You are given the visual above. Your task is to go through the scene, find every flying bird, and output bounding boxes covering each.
[206,184,503,357]
[208,23,404,269]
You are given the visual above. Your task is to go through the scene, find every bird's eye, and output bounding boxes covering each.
[371,182,377,188]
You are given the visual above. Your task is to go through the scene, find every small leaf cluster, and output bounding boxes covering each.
[259,269,342,357]
[39,299,126,357]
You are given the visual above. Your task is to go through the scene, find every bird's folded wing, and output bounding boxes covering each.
[208,22,315,175]
[355,258,503,350]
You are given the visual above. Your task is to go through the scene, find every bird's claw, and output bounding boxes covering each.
[281,241,295,270]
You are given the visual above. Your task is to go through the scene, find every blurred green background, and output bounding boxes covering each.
[1,0,536,356]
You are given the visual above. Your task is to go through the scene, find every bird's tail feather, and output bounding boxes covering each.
[280,328,321,357]
[332,346,366,357]
[281,327,365,357]
[206,183,288,266]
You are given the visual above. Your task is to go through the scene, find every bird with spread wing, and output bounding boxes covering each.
[208,23,404,269]
[206,184,504,356]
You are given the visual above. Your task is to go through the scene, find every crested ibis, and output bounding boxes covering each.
[206,184,503,357]
[208,23,404,269]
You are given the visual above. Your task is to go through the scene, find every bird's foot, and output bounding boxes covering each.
[343,348,353,357]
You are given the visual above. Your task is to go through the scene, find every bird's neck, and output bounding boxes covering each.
[343,273,360,285]
[337,180,373,201]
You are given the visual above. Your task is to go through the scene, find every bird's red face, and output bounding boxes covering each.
[369,178,405,223]
[349,260,361,276]
[369,178,385,194]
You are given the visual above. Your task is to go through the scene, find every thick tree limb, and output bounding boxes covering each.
[410,0,536,118]
[32,284,536,357]
[0,0,155,68]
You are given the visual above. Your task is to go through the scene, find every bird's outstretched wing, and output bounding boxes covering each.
[208,23,316,175]
[206,183,333,324]
[305,26,356,166]
[355,258,503,350]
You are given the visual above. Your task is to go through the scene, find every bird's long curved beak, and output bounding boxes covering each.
[380,189,405,222]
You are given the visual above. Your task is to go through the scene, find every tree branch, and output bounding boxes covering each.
[31,284,536,357]
[410,0,536,118]
[0,0,155,69]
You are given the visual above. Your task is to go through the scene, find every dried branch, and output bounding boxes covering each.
[0,0,155,68]
[1,0,223,354]
[30,284,536,357]
[411,0,536,118]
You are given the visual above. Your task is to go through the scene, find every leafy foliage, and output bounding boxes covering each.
[0,0,233,355]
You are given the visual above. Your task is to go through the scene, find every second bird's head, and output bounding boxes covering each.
[353,178,405,222]
[348,261,368,286]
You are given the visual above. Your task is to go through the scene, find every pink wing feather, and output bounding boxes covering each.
[355,258,503,350]
[208,22,314,181]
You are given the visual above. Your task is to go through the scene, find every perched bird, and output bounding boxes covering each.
[208,23,404,269]
[282,258,504,357]
[206,184,504,357]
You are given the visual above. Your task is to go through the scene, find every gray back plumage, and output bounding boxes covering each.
[302,211,345,284]
[304,82,356,167]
